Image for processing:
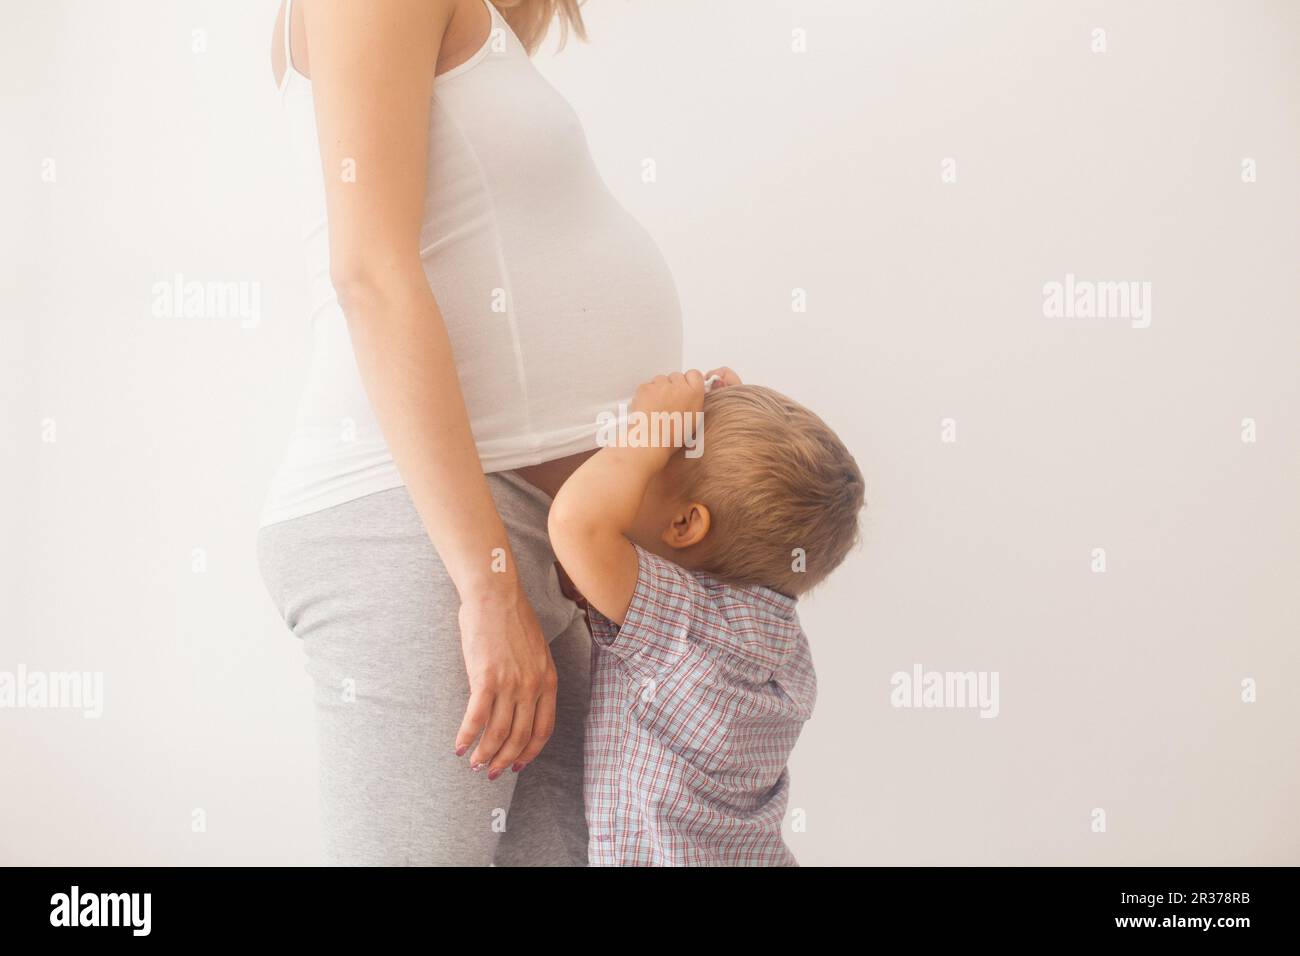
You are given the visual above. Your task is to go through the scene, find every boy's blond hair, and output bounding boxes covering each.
[680,385,865,597]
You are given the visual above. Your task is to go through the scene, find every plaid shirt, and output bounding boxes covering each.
[580,544,817,866]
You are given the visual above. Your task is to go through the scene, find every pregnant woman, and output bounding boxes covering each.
[256,0,682,865]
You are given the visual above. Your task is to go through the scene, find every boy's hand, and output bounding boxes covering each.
[630,370,706,462]
[631,369,707,420]
[624,369,707,468]
[705,366,743,389]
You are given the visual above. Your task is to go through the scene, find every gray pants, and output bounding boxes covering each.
[257,472,590,866]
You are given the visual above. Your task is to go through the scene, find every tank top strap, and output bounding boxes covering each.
[283,0,295,73]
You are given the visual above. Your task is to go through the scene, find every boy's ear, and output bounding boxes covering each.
[661,502,711,551]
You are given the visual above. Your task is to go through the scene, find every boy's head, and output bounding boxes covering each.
[628,384,865,597]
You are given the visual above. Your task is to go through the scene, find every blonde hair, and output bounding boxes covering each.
[491,0,587,55]
[680,385,866,597]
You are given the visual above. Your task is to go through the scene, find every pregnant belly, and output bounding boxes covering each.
[423,203,684,472]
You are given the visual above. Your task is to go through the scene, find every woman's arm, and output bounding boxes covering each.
[300,0,555,777]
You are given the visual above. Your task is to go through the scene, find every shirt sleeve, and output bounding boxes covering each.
[585,544,700,674]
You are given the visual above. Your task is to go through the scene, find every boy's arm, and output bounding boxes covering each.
[548,371,706,625]
[547,446,664,625]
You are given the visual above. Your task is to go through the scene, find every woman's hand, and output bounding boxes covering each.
[455,577,557,778]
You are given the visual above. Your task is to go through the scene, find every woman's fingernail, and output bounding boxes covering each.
[471,762,484,772]
[487,767,503,781]
[455,745,468,757]
[511,762,525,773]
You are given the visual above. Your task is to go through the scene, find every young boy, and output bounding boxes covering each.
[548,368,865,866]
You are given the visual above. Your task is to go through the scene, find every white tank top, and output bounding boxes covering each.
[260,0,682,527]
